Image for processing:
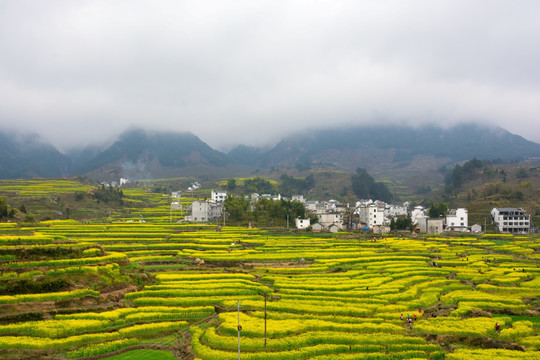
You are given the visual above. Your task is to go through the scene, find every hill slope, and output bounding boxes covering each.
[0,131,72,179]
[76,129,237,180]
[254,124,540,172]
[3,124,540,185]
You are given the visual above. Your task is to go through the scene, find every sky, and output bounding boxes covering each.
[0,0,539,152]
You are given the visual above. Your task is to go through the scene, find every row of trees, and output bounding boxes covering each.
[226,175,316,198]
[226,177,275,194]
[279,174,315,197]
[444,158,488,194]
[225,168,391,204]
[224,195,307,226]
[93,186,124,204]
[351,168,393,202]
[0,197,28,220]
[0,197,10,218]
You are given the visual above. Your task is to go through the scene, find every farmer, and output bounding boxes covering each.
[495,322,500,332]
[400,314,403,320]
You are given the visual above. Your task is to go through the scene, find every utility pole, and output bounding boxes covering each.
[264,293,267,347]
[237,301,241,360]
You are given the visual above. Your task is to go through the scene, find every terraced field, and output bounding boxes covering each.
[0,217,538,359]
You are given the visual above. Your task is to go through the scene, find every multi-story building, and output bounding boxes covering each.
[358,203,386,229]
[295,218,310,230]
[211,190,227,203]
[318,213,344,230]
[410,206,427,225]
[445,208,468,232]
[292,195,305,202]
[384,204,408,219]
[189,200,223,222]
[491,208,531,234]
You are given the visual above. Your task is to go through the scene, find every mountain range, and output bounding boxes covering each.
[2,124,540,181]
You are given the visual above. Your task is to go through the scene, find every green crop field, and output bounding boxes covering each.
[0,180,538,359]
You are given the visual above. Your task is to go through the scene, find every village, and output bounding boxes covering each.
[175,190,533,235]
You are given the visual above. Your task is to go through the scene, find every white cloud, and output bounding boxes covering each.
[1,0,539,151]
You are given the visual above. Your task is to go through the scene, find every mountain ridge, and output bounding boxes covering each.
[2,124,540,180]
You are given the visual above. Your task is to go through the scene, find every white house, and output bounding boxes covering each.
[325,200,339,213]
[318,213,344,230]
[328,224,340,233]
[189,200,223,222]
[471,223,482,233]
[304,200,318,212]
[427,218,444,234]
[211,190,227,203]
[384,204,408,218]
[358,203,386,229]
[445,208,468,232]
[410,206,427,225]
[491,207,531,234]
[416,217,444,234]
[295,218,310,230]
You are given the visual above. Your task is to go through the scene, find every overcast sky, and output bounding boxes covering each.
[1,0,539,151]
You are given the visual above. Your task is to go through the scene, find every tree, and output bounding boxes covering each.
[444,158,486,194]
[295,158,312,171]
[279,174,315,197]
[0,197,8,218]
[516,167,529,179]
[19,204,27,214]
[305,174,315,189]
[244,177,275,194]
[519,181,534,198]
[390,215,413,230]
[93,186,124,204]
[341,197,358,230]
[415,184,431,195]
[351,168,393,202]
[226,178,237,192]
[428,202,448,218]
[224,194,251,222]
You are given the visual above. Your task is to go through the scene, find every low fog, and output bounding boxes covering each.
[0,0,539,151]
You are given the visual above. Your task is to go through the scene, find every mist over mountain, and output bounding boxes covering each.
[227,145,268,167]
[0,131,72,179]
[75,129,234,180]
[253,124,540,172]
[2,124,540,181]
